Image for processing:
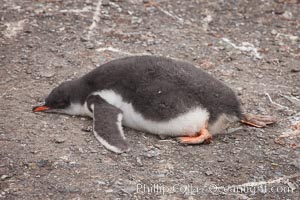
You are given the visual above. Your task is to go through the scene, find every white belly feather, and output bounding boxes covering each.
[92,90,209,136]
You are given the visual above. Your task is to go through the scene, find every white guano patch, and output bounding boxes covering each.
[222,37,262,60]
[3,19,27,38]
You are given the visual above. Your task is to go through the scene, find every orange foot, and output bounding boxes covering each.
[240,113,277,128]
[178,125,212,144]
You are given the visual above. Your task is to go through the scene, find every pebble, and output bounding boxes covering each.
[105,189,114,193]
[291,160,300,170]
[55,137,65,144]
[205,171,213,176]
[114,180,123,185]
[122,185,136,194]
[81,126,92,132]
[95,180,106,185]
[144,149,160,158]
[102,0,110,6]
[25,68,32,74]
[0,175,9,180]
[100,14,110,20]
[256,106,266,113]
[131,16,142,24]
[282,11,293,20]
[58,186,81,193]
[217,157,225,162]
[291,68,300,73]
[40,70,55,78]
[89,148,98,153]
[237,87,243,91]
[85,41,95,49]
[30,150,39,154]
[271,29,277,35]
[136,156,143,167]
[80,35,89,42]
[256,74,263,78]
[37,159,49,168]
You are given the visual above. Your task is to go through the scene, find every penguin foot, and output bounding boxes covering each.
[178,127,212,144]
[240,113,277,128]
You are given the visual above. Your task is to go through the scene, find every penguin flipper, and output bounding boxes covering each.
[87,95,129,154]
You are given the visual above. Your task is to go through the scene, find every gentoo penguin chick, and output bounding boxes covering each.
[33,55,276,153]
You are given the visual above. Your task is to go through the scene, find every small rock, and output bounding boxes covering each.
[27,43,34,48]
[55,137,65,144]
[0,175,9,180]
[290,160,300,169]
[30,150,39,154]
[100,14,110,20]
[81,126,92,132]
[78,148,84,153]
[114,180,123,186]
[257,106,266,113]
[257,74,263,78]
[37,159,49,168]
[291,68,300,73]
[80,35,89,42]
[95,180,106,185]
[144,149,160,158]
[85,41,95,49]
[40,70,55,78]
[25,68,32,74]
[122,185,136,194]
[291,88,300,96]
[89,148,98,153]
[271,163,279,167]
[274,9,284,15]
[105,189,113,193]
[271,29,277,35]
[102,0,110,6]
[136,156,143,167]
[282,11,293,20]
[217,158,225,162]
[205,171,213,176]
[131,16,142,24]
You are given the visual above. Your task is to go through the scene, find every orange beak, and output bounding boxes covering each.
[32,105,50,112]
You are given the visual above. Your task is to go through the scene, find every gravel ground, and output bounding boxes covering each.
[1,0,300,199]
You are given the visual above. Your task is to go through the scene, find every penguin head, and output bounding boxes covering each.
[33,81,72,113]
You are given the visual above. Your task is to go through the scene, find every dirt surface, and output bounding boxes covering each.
[1,0,300,199]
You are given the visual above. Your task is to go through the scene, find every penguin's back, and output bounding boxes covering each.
[81,56,241,127]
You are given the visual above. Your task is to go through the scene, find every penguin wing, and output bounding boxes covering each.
[86,95,129,153]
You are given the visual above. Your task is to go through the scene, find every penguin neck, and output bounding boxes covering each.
[69,78,94,105]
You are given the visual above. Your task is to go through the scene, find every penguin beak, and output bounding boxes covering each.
[32,105,50,112]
